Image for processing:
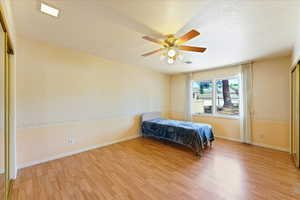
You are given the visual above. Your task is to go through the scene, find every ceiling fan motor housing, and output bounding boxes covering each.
[164,34,178,47]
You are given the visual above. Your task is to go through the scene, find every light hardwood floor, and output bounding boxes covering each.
[12,138,300,200]
[0,173,4,199]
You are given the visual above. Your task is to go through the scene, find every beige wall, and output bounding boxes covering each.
[170,56,291,150]
[170,74,186,119]
[193,116,240,140]
[252,57,290,150]
[16,36,170,167]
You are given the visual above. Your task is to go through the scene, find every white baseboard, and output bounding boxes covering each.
[250,142,289,152]
[215,135,289,152]
[215,135,243,143]
[0,168,4,174]
[18,135,141,169]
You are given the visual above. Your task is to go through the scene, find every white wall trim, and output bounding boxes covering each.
[0,169,4,174]
[215,135,243,143]
[250,142,289,152]
[17,110,171,130]
[18,135,141,169]
[215,135,289,152]
[17,112,139,130]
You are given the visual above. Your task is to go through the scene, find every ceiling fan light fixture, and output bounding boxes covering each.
[141,29,206,65]
[167,58,174,64]
[167,49,176,57]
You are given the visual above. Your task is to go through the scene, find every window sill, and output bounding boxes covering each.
[192,113,240,120]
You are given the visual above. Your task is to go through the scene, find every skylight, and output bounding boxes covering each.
[40,3,59,17]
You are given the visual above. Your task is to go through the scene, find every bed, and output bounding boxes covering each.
[141,112,214,156]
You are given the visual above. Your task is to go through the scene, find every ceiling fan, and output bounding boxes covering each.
[141,29,206,64]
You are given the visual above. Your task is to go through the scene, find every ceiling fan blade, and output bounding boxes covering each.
[179,46,207,52]
[176,30,200,45]
[142,36,167,46]
[141,48,164,56]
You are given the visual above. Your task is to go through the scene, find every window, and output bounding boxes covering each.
[192,77,240,117]
[215,78,240,116]
[192,81,213,114]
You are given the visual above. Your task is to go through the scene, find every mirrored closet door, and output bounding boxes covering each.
[0,19,5,199]
[291,63,300,168]
[0,5,15,199]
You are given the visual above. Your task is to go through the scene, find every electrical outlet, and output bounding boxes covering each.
[67,136,75,144]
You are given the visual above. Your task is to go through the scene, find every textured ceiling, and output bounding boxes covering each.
[11,0,300,73]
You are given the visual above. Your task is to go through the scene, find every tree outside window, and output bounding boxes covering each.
[192,77,240,116]
[216,78,240,115]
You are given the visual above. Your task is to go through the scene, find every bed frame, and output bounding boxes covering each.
[141,112,161,122]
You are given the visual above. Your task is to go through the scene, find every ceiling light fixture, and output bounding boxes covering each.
[167,49,176,57]
[40,3,60,17]
[167,58,174,64]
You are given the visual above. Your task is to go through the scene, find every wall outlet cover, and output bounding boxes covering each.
[67,136,75,144]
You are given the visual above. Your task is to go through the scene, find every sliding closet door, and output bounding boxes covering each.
[0,23,5,199]
[292,64,300,167]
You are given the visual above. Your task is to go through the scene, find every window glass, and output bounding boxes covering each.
[192,81,213,114]
[215,78,240,115]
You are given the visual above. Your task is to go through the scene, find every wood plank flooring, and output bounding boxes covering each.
[12,138,300,200]
[0,173,4,199]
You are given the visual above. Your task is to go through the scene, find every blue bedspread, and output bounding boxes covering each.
[141,118,214,155]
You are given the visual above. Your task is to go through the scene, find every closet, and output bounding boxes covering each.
[0,17,5,199]
[0,6,14,200]
[291,63,300,167]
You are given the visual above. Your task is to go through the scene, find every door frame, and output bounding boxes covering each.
[290,62,300,167]
[0,4,14,200]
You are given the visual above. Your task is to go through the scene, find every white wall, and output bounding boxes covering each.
[293,34,300,65]
[16,36,170,167]
[292,14,300,66]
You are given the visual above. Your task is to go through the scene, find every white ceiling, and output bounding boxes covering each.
[11,0,300,74]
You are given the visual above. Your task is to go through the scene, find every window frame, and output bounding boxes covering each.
[191,79,214,116]
[192,75,241,119]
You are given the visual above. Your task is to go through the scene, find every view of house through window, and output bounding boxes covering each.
[192,81,213,114]
[215,78,240,115]
[192,77,240,116]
